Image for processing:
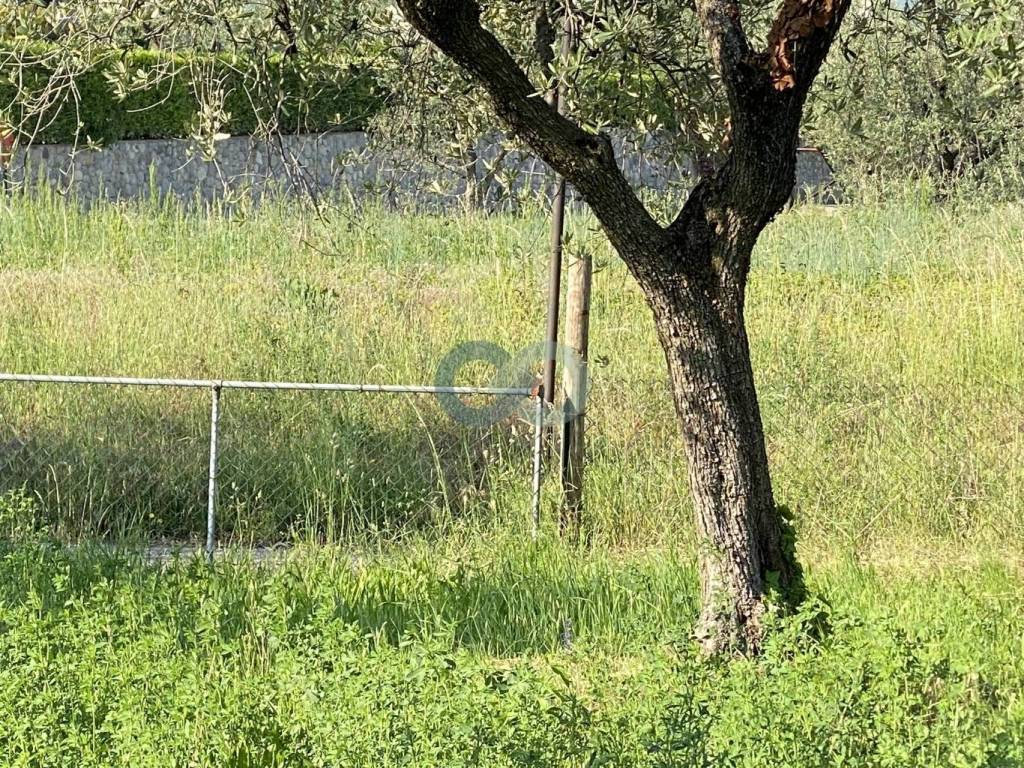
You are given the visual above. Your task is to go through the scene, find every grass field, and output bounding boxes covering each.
[1,192,1023,765]
[0,540,1022,766]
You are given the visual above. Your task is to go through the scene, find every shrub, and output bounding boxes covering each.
[0,42,382,145]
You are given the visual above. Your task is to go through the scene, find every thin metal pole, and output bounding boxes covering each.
[540,17,575,416]
[206,383,222,563]
[541,176,566,409]
[531,387,545,539]
[0,373,219,388]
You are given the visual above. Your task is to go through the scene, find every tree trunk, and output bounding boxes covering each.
[394,0,850,656]
[648,269,802,655]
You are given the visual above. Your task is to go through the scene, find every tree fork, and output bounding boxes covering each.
[397,0,851,654]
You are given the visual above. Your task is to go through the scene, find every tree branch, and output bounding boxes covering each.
[696,0,852,101]
[533,0,557,78]
[693,0,752,104]
[762,0,851,96]
[395,0,672,272]
[274,0,300,57]
[666,0,852,298]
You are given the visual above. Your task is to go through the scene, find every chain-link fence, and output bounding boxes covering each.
[4,370,1021,553]
[0,374,543,558]
[759,378,1024,546]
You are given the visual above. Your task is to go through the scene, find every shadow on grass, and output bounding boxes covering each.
[0,537,700,656]
[0,390,533,543]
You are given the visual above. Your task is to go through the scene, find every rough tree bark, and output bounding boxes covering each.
[274,0,300,57]
[395,0,850,654]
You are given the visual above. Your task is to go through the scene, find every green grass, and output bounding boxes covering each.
[2,192,1024,765]
[1,192,1022,553]
[0,536,1021,766]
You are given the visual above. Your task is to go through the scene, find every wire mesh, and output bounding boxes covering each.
[761,379,1024,544]
[579,372,1024,547]
[0,383,208,540]
[3,370,1020,551]
[213,388,536,544]
[0,377,538,547]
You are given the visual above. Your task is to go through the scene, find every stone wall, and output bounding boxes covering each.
[7,132,836,208]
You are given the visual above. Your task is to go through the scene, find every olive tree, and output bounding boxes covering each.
[2,0,856,653]
[807,0,1024,197]
[391,0,852,654]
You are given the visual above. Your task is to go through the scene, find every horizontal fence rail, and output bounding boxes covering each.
[0,372,543,559]
[0,373,533,396]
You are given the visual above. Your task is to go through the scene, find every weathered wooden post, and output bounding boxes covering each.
[560,249,591,537]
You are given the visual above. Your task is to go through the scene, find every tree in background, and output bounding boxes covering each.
[807,0,1024,197]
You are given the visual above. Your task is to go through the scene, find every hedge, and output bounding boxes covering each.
[0,43,382,145]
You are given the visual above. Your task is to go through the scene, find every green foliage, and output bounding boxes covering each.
[2,195,1023,552]
[0,541,1021,766]
[0,489,48,542]
[4,0,1021,203]
[807,0,1024,199]
[0,42,381,146]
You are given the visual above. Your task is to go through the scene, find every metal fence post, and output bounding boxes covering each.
[206,383,222,563]
[0,372,539,552]
[531,386,545,539]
